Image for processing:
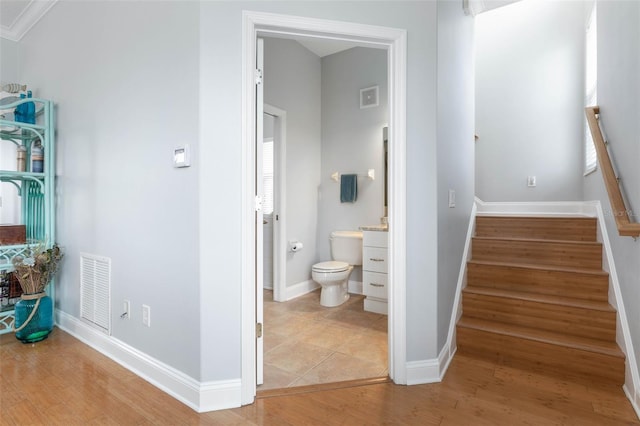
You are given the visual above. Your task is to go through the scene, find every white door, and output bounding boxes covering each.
[255,37,265,387]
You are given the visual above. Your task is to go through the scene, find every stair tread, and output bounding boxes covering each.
[468,259,607,276]
[457,317,624,358]
[473,236,601,246]
[463,286,615,312]
[477,215,595,220]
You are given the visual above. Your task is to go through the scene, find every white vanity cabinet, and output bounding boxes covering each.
[362,230,388,314]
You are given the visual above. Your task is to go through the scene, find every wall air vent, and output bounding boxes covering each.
[80,253,111,334]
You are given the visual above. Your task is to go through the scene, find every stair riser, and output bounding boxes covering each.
[475,217,597,242]
[472,239,602,269]
[467,263,608,301]
[462,293,616,341]
[457,326,624,385]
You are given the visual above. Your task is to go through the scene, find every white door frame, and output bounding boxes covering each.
[264,104,287,303]
[241,10,407,404]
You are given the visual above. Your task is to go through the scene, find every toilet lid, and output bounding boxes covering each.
[312,261,349,272]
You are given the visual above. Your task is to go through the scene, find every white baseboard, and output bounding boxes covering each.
[475,197,598,217]
[284,279,320,301]
[55,309,241,413]
[624,385,640,421]
[594,202,640,415]
[406,343,453,385]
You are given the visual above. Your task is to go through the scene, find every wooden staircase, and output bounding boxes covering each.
[457,216,625,385]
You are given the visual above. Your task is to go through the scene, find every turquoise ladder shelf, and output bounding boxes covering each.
[0,97,56,334]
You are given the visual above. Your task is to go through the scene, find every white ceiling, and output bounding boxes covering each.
[262,32,367,58]
[0,0,57,42]
[296,38,362,58]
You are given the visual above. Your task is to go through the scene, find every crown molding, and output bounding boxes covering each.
[1,0,58,42]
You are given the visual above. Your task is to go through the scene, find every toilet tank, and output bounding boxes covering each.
[330,231,363,266]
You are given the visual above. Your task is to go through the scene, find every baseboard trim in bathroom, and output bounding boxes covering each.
[256,376,391,399]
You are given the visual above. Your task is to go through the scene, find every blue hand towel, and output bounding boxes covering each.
[340,174,358,203]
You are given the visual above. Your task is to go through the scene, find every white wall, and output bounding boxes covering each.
[584,0,640,388]
[318,46,387,277]
[16,1,201,379]
[436,0,475,352]
[199,1,439,383]
[475,0,584,201]
[8,0,444,393]
[0,38,19,84]
[263,37,322,288]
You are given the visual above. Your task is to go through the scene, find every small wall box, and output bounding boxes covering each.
[0,225,26,245]
[173,145,191,168]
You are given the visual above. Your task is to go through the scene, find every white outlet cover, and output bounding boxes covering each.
[142,304,151,327]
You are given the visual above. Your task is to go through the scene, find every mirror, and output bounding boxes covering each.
[383,126,388,218]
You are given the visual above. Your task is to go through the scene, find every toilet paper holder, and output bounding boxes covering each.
[289,241,304,252]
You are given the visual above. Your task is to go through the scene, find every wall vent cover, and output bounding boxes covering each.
[360,85,379,109]
[80,253,111,334]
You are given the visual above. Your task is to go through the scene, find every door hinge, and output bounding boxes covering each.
[255,195,263,212]
[256,322,263,338]
[255,68,263,85]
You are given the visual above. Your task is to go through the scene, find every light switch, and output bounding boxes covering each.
[174,145,191,168]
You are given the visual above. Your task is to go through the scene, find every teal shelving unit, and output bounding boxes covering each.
[0,97,55,334]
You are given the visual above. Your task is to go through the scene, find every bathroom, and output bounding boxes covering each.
[260,36,389,390]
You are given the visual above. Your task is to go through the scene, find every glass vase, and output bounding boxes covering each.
[14,294,53,343]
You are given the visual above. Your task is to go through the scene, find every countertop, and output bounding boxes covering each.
[359,224,388,232]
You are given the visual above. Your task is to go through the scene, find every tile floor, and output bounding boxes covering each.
[260,289,388,390]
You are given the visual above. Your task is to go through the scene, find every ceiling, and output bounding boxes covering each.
[262,32,371,58]
[1,0,57,42]
[296,37,362,58]
[3,1,361,56]
[1,1,525,44]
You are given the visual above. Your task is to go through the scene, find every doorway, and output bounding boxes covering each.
[241,11,408,405]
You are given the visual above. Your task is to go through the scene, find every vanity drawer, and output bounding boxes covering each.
[363,271,388,300]
[363,231,388,248]
[363,247,388,273]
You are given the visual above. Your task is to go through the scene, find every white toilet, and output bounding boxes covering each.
[312,230,363,307]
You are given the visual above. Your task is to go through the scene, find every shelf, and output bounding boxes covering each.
[0,309,15,333]
[0,171,45,180]
[0,305,16,314]
[0,243,38,269]
[0,97,55,336]
[0,172,45,194]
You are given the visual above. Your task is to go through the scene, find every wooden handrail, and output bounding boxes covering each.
[585,106,640,237]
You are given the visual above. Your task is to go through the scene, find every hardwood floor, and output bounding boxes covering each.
[1,328,638,425]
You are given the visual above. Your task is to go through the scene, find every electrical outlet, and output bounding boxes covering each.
[122,300,131,320]
[142,304,151,327]
[527,176,537,187]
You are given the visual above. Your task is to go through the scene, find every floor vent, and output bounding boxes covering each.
[80,253,111,335]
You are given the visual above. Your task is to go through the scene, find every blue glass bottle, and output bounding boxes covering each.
[25,90,35,124]
[14,93,26,123]
[14,294,54,343]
